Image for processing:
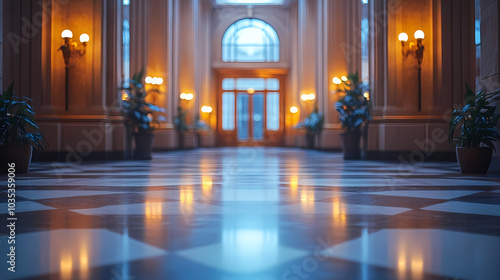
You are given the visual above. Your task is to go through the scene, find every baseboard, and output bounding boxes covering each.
[367,151,456,162]
[32,151,126,162]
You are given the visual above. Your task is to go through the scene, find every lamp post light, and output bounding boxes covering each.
[399,30,425,111]
[59,29,89,111]
[201,105,213,126]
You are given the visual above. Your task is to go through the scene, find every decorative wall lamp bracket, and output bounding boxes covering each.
[399,30,425,111]
[58,29,89,111]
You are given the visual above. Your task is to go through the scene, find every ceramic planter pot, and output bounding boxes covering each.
[456,147,493,174]
[133,132,154,160]
[341,131,361,160]
[0,144,33,174]
[305,133,316,149]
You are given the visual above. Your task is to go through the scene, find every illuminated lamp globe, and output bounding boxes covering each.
[414,30,425,40]
[398,32,408,42]
[79,33,90,43]
[61,29,73,39]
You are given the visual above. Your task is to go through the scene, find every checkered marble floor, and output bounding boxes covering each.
[1,147,500,280]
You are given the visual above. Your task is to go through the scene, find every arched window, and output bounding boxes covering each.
[222,19,280,62]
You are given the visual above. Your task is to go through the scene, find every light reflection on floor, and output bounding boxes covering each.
[1,148,500,279]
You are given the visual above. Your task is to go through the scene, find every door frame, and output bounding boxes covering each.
[216,69,286,147]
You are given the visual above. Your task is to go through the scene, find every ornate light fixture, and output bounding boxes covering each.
[399,30,425,111]
[59,29,89,111]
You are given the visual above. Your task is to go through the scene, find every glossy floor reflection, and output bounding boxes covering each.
[1,148,500,280]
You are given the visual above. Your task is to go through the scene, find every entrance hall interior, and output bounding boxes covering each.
[1,0,500,279]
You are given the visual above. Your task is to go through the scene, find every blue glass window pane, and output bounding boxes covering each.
[253,93,264,140]
[266,92,279,131]
[236,78,266,91]
[222,78,235,90]
[266,78,279,90]
[222,92,235,131]
[237,94,249,140]
[222,19,279,62]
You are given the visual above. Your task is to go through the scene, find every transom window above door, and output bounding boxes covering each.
[222,19,280,62]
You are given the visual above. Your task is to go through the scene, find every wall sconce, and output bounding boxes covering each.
[399,30,425,111]
[180,93,194,101]
[332,77,342,85]
[59,29,89,111]
[145,76,164,86]
[201,106,213,114]
[300,93,316,102]
[290,106,298,114]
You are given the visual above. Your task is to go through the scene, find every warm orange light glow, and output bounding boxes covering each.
[60,255,73,280]
[203,176,213,191]
[411,257,424,279]
[290,106,298,114]
[300,190,314,211]
[121,92,129,101]
[301,93,315,101]
[79,247,89,279]
[341,76,348,82]
[398,32,409,42]
[185,93,194,100]
[61,29,73,39]
[247,88,255,94]
[79,33,90,43]
[145,201,163,219]
[363,92,370,101]
[332,77,342,85]
[290,176,298,189]
[201,106,213,113]
[146,76,163,85]
[332,195,346,224]
[414,30,425,40]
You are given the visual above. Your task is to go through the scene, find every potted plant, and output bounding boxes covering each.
[449,84,500,174]
[121,70,165,160]
[0,82,46,173]
[298,108,324,149]
[335,72,371,159]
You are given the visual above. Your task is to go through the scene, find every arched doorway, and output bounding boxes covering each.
[216,18,285,146]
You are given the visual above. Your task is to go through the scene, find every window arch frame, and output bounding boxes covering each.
[221,18,281,63]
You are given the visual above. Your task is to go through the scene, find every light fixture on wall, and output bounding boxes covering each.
[332,77,342,85]
[59,29,89,111]
[201,106,213,125]
[201,106,213,114]
[399,30,425,111]
[300,93,315,102]
[290,106,298,114]
[145,76,164,86]
[180,93,194,101]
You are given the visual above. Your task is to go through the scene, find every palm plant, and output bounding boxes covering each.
[121,69,165,132]
[449,84,500,149]
[300,108,324,134]
[0,82,45,149]
[174,105,188,132]
[334,72,371,132]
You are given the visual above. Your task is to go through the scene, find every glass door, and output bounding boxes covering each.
[219,77,283,146]
[237,92,264,143]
